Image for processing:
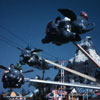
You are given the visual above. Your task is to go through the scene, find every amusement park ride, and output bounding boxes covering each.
[0,9,100,91]
[0,64,34,88]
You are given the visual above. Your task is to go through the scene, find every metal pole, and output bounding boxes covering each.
[25,78,100,89]
[73,42,100,68]
[61,65,63,99]
[44,59,96,82]
[60,62,65,99]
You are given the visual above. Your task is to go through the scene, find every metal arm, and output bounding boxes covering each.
[25,78,100,89]
[44,59,97,82]
[73,42,100,68]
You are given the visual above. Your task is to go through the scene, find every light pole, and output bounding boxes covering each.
[60,61,66,99]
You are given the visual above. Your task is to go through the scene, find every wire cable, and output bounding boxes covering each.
[0,34,23,50]
[0,25,28,45]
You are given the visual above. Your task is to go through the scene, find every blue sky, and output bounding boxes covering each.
[0,0,100,93]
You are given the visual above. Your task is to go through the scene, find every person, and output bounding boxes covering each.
[8,64,14,72]
[21,47,31,59]
[20,47,31,65]
[15,63,22,72]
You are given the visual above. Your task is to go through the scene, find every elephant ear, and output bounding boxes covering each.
[31,48,43,54]
[23,70,34,73]
[58,9,77,22]
[0,65,8,70]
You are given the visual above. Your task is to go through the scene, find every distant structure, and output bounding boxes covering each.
[55,36,100,84]
[2,91,33,100]
[3,91,24,100]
